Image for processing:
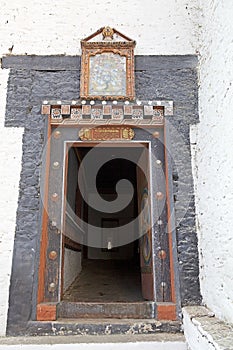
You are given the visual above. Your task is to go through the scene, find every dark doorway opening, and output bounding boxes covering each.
[62,144,152,307]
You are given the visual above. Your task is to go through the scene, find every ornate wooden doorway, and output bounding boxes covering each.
[37,100,180,321]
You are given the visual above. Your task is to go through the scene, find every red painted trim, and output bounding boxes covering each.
[164,123,176,303]
[157,303,177,321]
[37,121,51,304]
[37,303,57,321]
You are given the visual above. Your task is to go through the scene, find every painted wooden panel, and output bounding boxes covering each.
[137,155,154,301]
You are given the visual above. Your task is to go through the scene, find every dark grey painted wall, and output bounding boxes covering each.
[2,55,201,335]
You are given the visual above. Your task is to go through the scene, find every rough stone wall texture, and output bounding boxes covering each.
[192,0,233,324]
[0,0,199,56]
[2,55,201,335]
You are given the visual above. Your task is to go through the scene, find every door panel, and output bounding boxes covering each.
[137,153,154,301]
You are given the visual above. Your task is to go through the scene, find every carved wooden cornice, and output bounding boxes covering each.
[41,100,173,127]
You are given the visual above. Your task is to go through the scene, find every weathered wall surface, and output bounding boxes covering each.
[64,249,82,292]
[193,1,233,323]
[0,0,199,56]
[0,0,200,336]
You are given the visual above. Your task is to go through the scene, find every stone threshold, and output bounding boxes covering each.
[7,319,182,337]
[30,319,182,336]
[0,333,186,345]
[183,306,233,350]
[57,302,155,319]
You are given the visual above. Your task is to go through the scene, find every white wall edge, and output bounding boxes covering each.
[183,306,232,350]
[0,68,24,336]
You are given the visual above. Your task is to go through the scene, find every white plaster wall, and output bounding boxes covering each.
[193,0,233,323]
[63,249,82,292]
[87,193,135,260]
[0,0,199,55]
[0,69,23,335]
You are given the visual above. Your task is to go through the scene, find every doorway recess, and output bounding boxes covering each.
[58,144,154,318]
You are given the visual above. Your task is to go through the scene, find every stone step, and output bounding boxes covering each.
[57,301,154,319]
[0,333,187,350]
[25,318,182,336]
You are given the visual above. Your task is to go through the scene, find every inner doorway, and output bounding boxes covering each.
[61,143,154,308]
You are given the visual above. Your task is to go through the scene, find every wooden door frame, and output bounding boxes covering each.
[36,125,180,321]
[136,142,155,301]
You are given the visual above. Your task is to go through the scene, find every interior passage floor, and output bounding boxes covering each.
[62,259,143,302]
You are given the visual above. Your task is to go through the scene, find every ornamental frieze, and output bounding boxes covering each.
[41,100,173,126]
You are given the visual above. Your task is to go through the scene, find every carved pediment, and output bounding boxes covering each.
[81,26,136,47]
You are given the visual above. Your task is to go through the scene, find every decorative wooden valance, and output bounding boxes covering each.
[41,100,174,126]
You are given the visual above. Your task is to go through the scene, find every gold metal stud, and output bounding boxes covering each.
[52,161,60,169]
[156,191,164,200]
[158,250,167,260]
[53,130,61,139]
[49,251,57,260]
[51,220,57,227]
[48,282,56,292]
[51,193,59,201]
[153,131,160,138]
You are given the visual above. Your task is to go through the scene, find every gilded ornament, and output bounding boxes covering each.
[79,127,134,141]
[102,26,114,40]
